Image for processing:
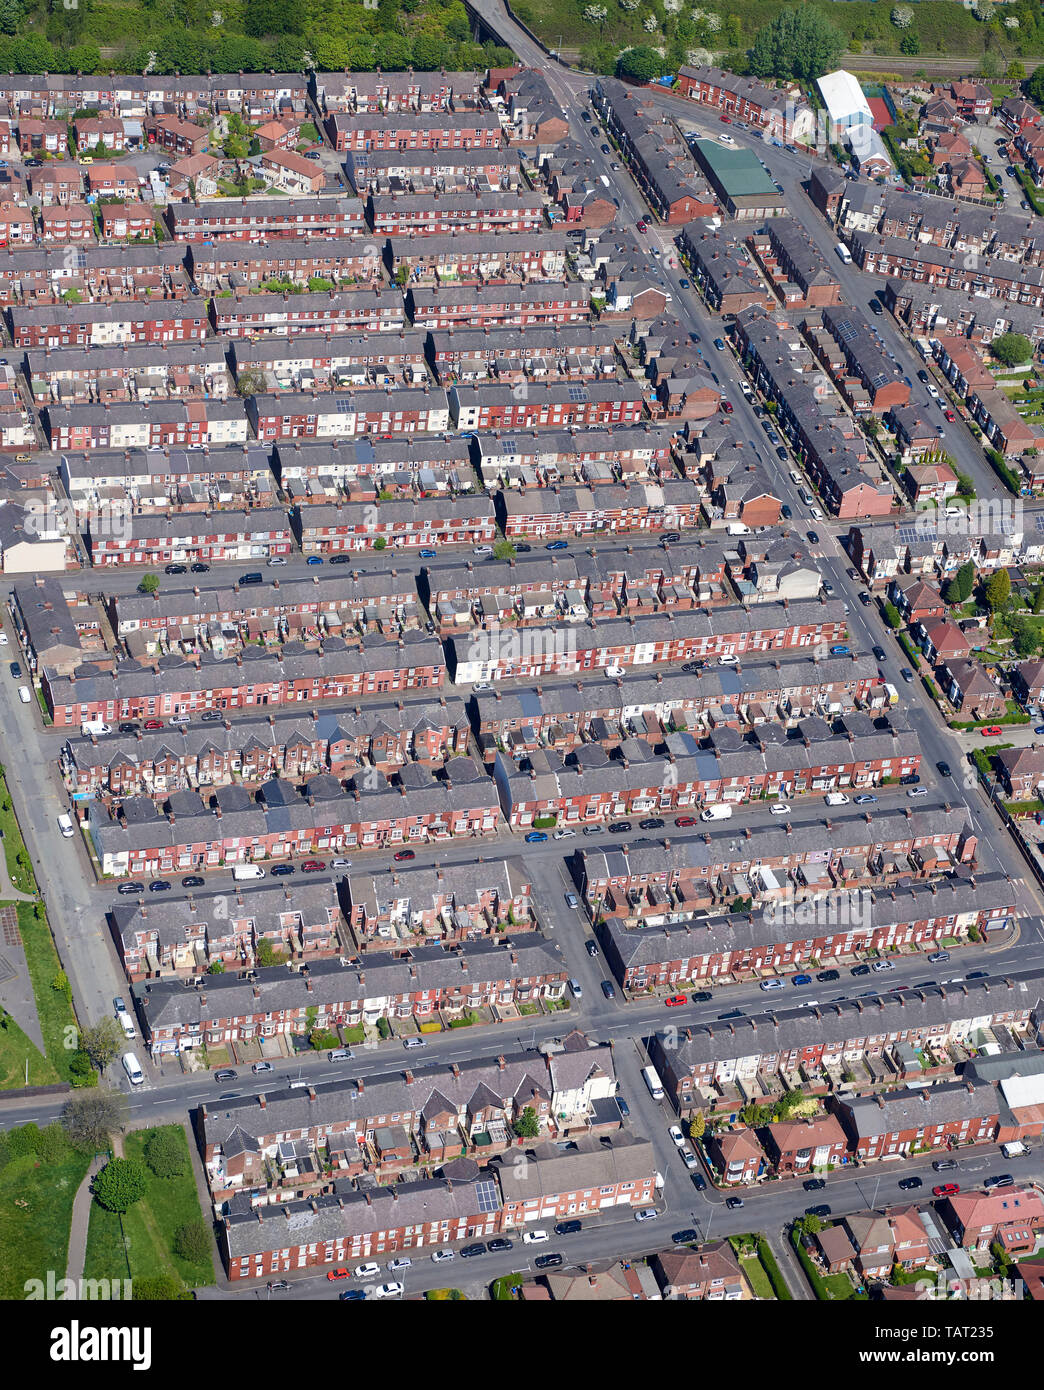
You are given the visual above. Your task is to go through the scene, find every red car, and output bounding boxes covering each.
[674,815,696,827]
[719,114,731,124]
[301,860,326,872]
[720,400,733,414]
[665,994,687,1008]
[944,408,956,422]
[932,1183,960,1198]
[394,849,416,861]
[143,719,163,730]
[636,221,647,233]
[980,726,1003,737]
[326,1268,351,1280]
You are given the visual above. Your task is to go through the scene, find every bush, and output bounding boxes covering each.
[144,1128,186,1179]
[757,1238,793,1300]
[173,1220,212,1264]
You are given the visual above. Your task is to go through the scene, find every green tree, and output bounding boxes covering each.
[978,50,1000,82]
[61,1090,128,1152]
[81,1017,123,1072]
[493,540,516,561]
[616,45,663,83]
[144,1127,186,1179]
[945,560,976,606]
[795,1212,822,1237]
[688,1112,705,1141]
[93,1156,148,1213]
[985,568,1011,612]
[1007,61,1026,84]
[373,536,387,551]
[512,1105,541,1138]
[882,601,902,630]
[899,31,920,55]
[1028,68,1044,107]
[35,1122,70,1164]
[255,938,286,968]
[955,473,976,501]
[139,572,160,595]
[747,8,845,84]
[1033,585,1044,616]
[244,0,303,36]
[174,1219,212,1263]
[236,369,268,397]
[990,332,1033,368]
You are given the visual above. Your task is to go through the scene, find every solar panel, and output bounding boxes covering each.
[475,1176,499,1213]
[335,398,353,414]
[567,385,589,403]
[501,438,518,452]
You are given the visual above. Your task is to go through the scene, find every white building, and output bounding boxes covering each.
[816,70,874,132]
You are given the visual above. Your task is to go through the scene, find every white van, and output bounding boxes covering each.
[17,685,30,704]
[726,522,751,537]
[1002,1141,1028,1158]
[81,720,111,736]
[56,813,75,838]
[700,804,733,821]
[824,792,850,806]
[116,1011,135,1041]
[231,864,265,881]
[835,242,853,265]
[121,1052,144,1085]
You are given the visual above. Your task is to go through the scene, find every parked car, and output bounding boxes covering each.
[488,1237,514,1253]
[770,803,791,817]
[430,1249,455,1263]
[372,1283,404,1298]
[181,875,204,888]
[270,864,295,876]
[932,1159,958,1172]
[301,860,326,872]
[459,1243,486,1259]
[117,882,145,895]
[638,817,664,830]
[608,821,631,833]
[524,831,548,843]
[674,815,697,827]
[554,1220,582,1235]
[980,726,1003,737]
[691,990,712,1003]
[816,970,840,983]
[326,1268,351,1281]
[805,1204,831,1219]
[760,978,785,992]
[534,1252,563,1269]
[872,645,886,662]
[148,880,171,893]
[854,794,877,805]
[898,1176,923,1191]
[251,1061,274,1075]
[634,1207,659,1221]
[214,1069,237,1082]
[803,1178,826,1192]
[933,1183,960,1197]
[725,1196,744,1210]
[665,994,687,1007]
[393,849,416,861]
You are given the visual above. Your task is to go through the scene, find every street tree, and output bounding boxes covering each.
[138,573,160,595]
[61,1090,128,1153]
[80,1018,123,1072]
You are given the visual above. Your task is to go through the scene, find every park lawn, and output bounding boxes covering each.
[741,1254,775,1300]
[492,1272,526,1300]
[124,1126,215,1288]
[0,1150,90,1299]
[0,1008,60,1089]
[84,1126,215,1292]
[0,777,37,894]
[15,901,79,1082]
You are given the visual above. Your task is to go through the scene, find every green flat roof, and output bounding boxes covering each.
[693,139,780,197]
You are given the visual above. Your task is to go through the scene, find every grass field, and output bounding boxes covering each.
[83,1125,215,1294]
[15,901,79,1084]
[0,1007,59,1090]
[0,1150,91,1299]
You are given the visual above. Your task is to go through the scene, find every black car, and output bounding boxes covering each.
[725,1196,744,1210]
[200,710,222,721]
[181,875,204,888]
[899,773,920,786]
[617,1097,630,1117]
[851,963,871,976]
[661,532,681,544]
[917,370,930,385]
[780,503,792,518]
[858,591,871,606]
[601,980,615,1000]
[190,562,210,573]
[608,821,631,833]
[118,722,140,734]
[803,1178,826,1192]
[681,662,703,675]
[638,817,664,831]
[8,661,20,678]
[271,864,295,876]
[869,299,884,315]
[671,1228,699,1245]
[967,969,989,980]
[164,563,187,575]
[585,940,598,958]
[534,1252,563,1269]
[807,530,819,544]
[460,1243,486,1258]
[148,880,171,892]
[691,990,712,1003]
[329,554,353,564]
[872,645,886,662]
[718,1009,743,1020]
[691,1173,706,1191]
[816,969,840,983]
[805,1204,831,1219]
[339,1289,366,1301]
[117,881,145,895]
[554,1220,582,1235]
[514,543,532,553]
[487,1237,513,1253]
[898,1176,923,1191]
[600,143,610,154]
[937,761,952,777]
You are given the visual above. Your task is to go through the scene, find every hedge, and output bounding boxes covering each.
[756,1237,793,1301]
[984,446,1022,496]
